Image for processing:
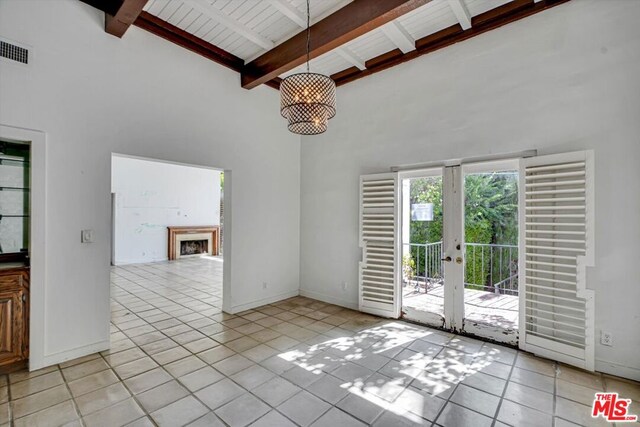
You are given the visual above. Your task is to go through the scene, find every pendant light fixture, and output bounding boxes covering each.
[280,0,336,135]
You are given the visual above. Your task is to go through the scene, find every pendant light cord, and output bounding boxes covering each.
[306,0,310,72]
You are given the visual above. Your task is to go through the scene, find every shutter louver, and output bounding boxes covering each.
[359,174,399,318]
[520,151,595,370]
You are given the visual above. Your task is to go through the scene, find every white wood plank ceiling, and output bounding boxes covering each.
[144,0,518,79]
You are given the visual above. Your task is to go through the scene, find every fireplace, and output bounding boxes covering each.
[180,239,208,256]
[167,226,220,260]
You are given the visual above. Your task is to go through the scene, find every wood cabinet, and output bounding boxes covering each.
[0,267,29,369]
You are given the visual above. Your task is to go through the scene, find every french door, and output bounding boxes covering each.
[395,162,518,344]
[358,151,595,369]
[460,160,520,344]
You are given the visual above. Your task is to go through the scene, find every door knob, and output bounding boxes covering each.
[441,256,452,262]
[456,257,463,264]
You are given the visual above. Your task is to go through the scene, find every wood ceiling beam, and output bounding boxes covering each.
[134,12,244,72]
[241,0,433,89]
[133,12,282,90]
[331,0,570,86]
[105,0,149,38]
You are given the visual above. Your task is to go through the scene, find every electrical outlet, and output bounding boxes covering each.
[601,330,613,346]
[81,229,94,243]
[262,282,268,290]
[341,281,347,291]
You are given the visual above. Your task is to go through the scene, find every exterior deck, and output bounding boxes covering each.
[402,284,519,331]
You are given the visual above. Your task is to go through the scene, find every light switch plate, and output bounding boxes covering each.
[81,229,94,243]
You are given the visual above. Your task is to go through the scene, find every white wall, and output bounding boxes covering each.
[300,0,640,380]
[111,156,221,265]
[2,0,639,380]
[0,0,300,368]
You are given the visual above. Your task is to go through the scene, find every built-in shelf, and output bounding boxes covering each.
[0,186,30,191]
[0,158,29,166]
[0,141,31,259]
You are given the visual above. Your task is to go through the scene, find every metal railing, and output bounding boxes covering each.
[402,242,518,295]
[465,242,518,295]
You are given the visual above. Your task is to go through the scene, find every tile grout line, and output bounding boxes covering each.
[426,345,457,426]
[6,373,13,426]
[60,363,88,427]
[488,348,517,427]
[90,342,161,426]
[9,366,70,424]
[553,363,560,427]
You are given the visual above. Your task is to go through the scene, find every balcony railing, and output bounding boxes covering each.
[402,241,518,295]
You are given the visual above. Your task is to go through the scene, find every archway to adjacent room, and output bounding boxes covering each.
[109,153,230,352]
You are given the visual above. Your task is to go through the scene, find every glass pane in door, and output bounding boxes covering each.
[463,169,519,338]
[401,174,445,327]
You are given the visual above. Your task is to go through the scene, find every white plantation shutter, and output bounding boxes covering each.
[519,151,595,370]
[359,173,400,318]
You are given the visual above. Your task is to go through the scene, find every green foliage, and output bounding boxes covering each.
[464,173,518,246]
[408,171,518,289]
[402,254,416,282]
[464,221,492,289]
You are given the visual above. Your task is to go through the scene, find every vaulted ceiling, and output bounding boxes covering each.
[82,0,569,89]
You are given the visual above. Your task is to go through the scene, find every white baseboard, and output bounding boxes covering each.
[299,289,358,310]
[34,340,110,371]
[229,290,299,314]
[596,359,640,382]
[113,257,169,266]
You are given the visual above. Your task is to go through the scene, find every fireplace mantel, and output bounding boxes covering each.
[167,226,220,260]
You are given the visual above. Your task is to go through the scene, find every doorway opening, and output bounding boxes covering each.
[400,170,445,327]
[110,155,223,266]
[109,154,225,347]
[461,163,519,342]
[400,160,519,345]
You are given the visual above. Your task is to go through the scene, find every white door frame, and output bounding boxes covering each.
[398,166,465,329]
[0,124,47,371]
[442,165,465,331]
[399,158,522,343]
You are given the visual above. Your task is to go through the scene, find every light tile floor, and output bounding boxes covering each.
[1,257,638,426]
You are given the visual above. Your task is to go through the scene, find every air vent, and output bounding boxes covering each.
[1,40,29,65]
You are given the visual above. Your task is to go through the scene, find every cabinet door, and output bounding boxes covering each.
[0,289,24,366]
